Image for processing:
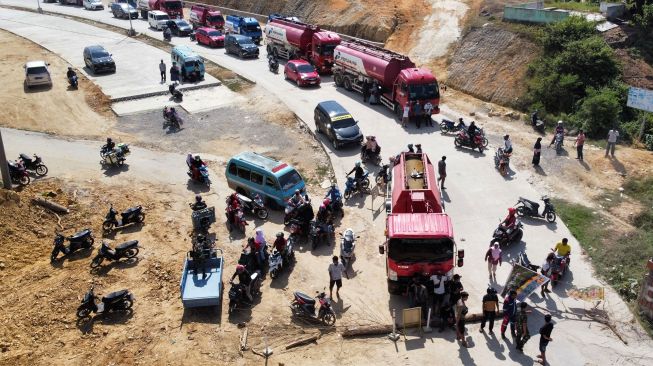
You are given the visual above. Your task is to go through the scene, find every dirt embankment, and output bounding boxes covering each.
[446,25,538,108]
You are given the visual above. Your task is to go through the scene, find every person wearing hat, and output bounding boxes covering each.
[549,120,564,146]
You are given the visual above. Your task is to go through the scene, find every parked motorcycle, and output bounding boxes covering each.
[360,145,382,166]
[439,118,466,134]
[284,201,313,226]
[168,83,183,102]
[344,173,370,199]
[101,143,130,167]
[310,220,334,250]
[228,270,262,314]
[554,133,563,153]
[454,129,488,153]
[268,240,295,279]
[18,153,48,176]
[232,193,269,220]
[516,196,556,223]
[187,165,211,187]
[163,106,182,130]
[76,286,134,318]
[268,55,279,73]
[291,291,336,326]
[288,218,308,238]
[490,220,524,247]
[68,74,78,89]
[226,205,247,232]
[7,160,30,186]
[102,205,145,233]
[163,27,172,41]
[549,253,569,287]
[494,148,511,176]
[90,240,139,268]
[51,229,94,261]
[339,228,358,273]
[325,196,343,220]
[517,251,540,272]
[375,163,391,186]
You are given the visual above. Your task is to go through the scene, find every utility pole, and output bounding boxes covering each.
[0,129,12,189]
[37,0,43,13]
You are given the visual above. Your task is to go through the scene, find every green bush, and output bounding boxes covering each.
[555,36,621,89]
[540,16,597,52]
[571,87,623,136]
[646,134,653,150]
[634,4,653,30]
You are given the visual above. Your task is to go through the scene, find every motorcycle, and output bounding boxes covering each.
[163,107,182,130]
[454,129,488,153]
[360,145,382,166]
[310,220,334,250]
[494,148,511,176]
[516,196,556,223]
[325,195,343,220]
[68,74,78,89]
[187,165,211,187]
[339,228,358,273]
[228,270,262,314]
[7,160,30,186]
[226,205,247,232]
[101,143,130,167]
[268,240,295,279]
[549,253,569,287]
[517,251,540,272]
[163,27,172,42]
[90,240,139,268]
[51,229,94,261]
[554,133,563,153]
[18,154,48,176]
[490,220,524,247]
[268,56,279,73]
[439,118,466,134]
[291,291,336,326]
[375,163,391,186]
[288,218,308,238]
[231,193,269,220]
[102,205,145,233]
[189,31,196,42]
[76,286,134,318]
[344,173,370,199]
[168,83,183,102]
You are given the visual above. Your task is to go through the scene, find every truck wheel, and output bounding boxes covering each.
[334,74,343,87]
[266,45,271,54]
[387,281,403,295]
[343,77,352,91]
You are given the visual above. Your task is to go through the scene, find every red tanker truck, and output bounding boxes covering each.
[333,40,440,118]
[189,5,224,30]
[264,18,341,74]
[137,0,182,19]
[378,151,463,294]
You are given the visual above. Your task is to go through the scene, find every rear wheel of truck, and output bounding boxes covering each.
[387,281,403,295]
[343,77,352,91]
[334,74,343,87]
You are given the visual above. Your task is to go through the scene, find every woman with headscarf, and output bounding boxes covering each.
[532,137,542,166]
[254,228,267,265]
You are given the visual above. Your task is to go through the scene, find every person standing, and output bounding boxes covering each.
[170,62,179,83]
[575,129,585,160]
[605,128,619,158]
[455,291,470,347]
[515,302,531,351]
[402,103,410,128]
[424,101,434,127]
[537,314,554,365]
[362,79,370,103]
[540,254,554,298]
[414,101,423,129]
[328,255,345,299]
[501,289,518,339]
[437,156,447,190]
[159,59,167,83]
[484,243,502,281]
[480,287,500,334]
[532,137,542,166]
[430,273,447,314]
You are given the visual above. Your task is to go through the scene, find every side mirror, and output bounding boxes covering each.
[457,249,465,259]
[378,245,384,255]
[457,258,464,267]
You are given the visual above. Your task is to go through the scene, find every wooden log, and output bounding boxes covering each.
[32,197,69,214]
[284,332,320,350]
[341,324,394,338]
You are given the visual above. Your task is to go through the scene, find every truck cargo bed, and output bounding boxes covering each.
[180,252,223,308]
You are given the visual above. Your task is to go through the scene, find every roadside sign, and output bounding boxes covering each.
[627,87,653,113]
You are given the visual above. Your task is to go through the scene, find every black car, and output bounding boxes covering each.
[314,101,363,149]
[225,34,259,59]
[110,3,138,19]
[83,45,116,74]
[165,19,192,36]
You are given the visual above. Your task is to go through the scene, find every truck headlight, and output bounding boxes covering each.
[388,268,398,281]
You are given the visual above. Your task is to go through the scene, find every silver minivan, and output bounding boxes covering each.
[24,61,52,88]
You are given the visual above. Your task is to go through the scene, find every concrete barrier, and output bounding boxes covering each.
[504,3,570,24]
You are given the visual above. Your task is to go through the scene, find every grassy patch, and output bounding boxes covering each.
[624,177,653,230]
[544,0,600,12]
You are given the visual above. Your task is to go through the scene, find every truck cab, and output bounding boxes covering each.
[225,15,262,45]
[189,5,224,30]
[148,0,182,19]
[392,68,440,117]
[311,32,341,74]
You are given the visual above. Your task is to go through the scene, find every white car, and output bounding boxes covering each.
[24,61,52,88]
[83,0,104,10]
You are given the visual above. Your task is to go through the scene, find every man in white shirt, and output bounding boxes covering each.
[430,273,448,313]
[402,103,410,128]
[605,129,619,158]
[328,256,346,299]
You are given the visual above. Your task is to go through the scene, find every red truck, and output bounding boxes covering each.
[188,5,225,30]
[264,18,341,74]
[137,0,182,19]
[378,151,463,294]
[333,40,440,118]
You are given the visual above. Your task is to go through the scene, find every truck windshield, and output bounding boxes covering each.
[388,238,453,262]
[278,169,303,191]
[244,25,261,32]
[165,1,182,9]
[408,83,439,101]
[208,15,224,23]
[320,44,337,56]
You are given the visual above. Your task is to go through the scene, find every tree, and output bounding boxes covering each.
[555,36,622,89]
[540,16,596,53]
[634,4,653,30]
[572,87,623,137]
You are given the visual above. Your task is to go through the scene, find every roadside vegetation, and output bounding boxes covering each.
[555,176,653,334]
[544,0,600,12]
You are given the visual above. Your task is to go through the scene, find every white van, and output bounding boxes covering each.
[148,10,170,30]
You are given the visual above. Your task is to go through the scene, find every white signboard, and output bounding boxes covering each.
[627,87,653,113]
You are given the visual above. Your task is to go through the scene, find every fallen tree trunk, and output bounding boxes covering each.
[32,197,69,214]
[341,324,394,338]
[284,332,320,350]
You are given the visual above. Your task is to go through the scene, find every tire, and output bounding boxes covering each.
[454,138,462,148]
[119,299,133,310]
[322,311,336,326]
[284,215,291,226]
[545,212,557,223]
[90,256,103,268]
[516,206,525,217]
[124,248,139,258]
[375,175,384,185]
[35,164,48,176]
[228,300,236,314]
[439,122,449,133]
[102,221,114,232]
[19,175,30,186]
[137,213,145,223]
[360,178,370,189]
[343,77,352,91]
[256,208,269,220]
[482,137,489,147]
[88,237,95,246]
[344,190,352,200]
[50,248,59,262]
[334,74,343,87]
[332,138,339,150]
[76,308,91,318]
[270,268,278,279]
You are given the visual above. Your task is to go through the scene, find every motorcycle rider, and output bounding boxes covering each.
[531,110,539,126]
[551,237,571,264]
[273,232,287,256]
[501,207,518,234]
[191,195,207,211]
[163,26,172,41]
[290,189,305,207]
[467,121,479,144]
[317,201,330,223]
[229,264,253,301]
[347,162,365,190]
[550,120,565,146]
[503,135,513,154]
[267,54,279,71]
[66,67,77,85]
[361,136,380,160]
[102,137,116,156]
[457,117,467,130]
[190,155,206,180]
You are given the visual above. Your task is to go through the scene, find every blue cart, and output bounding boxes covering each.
[180,248,224,308]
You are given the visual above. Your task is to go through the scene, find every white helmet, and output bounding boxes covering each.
[344,228,354,241]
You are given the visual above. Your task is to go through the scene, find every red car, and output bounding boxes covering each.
[195,27,225,48]
[284,60,321,87]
